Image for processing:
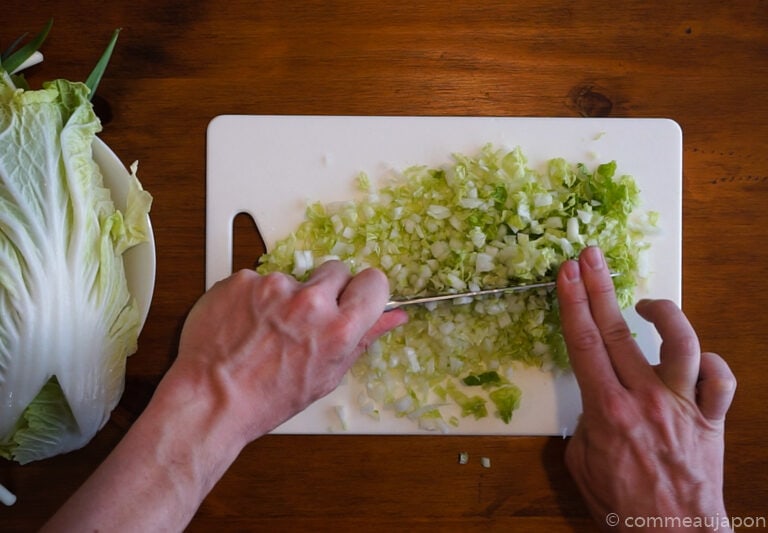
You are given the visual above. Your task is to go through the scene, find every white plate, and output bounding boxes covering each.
[206,115,682,435]
[93,138,156,330]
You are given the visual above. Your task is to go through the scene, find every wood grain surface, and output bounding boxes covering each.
[2,2,767,531]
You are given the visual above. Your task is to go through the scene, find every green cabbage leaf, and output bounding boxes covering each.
[0,71,151,463]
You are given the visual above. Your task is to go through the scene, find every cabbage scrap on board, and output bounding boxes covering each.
[0,25,152,463]
[258,145,653,431]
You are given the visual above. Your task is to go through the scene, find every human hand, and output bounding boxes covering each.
[40,262,407,533]
[556,247,736,531]
[172,261,408,445]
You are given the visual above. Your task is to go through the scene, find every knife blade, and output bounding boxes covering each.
[384,272,620,311]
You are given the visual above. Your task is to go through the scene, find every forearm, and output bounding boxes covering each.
[41,264,402,531]
[41,366,247,532]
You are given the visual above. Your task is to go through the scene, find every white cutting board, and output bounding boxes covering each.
[206,116,682,435]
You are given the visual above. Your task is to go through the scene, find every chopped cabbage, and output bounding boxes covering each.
[0,70,152,463]
[258,145,653,429]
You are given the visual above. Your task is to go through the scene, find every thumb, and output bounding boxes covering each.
[696,351,737,422]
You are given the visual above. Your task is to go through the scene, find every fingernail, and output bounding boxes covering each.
[561,260,581,282]
[635,298,652,309]
[583,246,606,271]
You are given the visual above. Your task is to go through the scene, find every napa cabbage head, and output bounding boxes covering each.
[0,69,151,464]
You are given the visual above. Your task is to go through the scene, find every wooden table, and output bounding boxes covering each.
[3,2,767,531]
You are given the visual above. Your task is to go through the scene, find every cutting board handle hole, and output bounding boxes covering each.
[232,211,266,272]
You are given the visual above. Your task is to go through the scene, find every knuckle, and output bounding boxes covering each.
[330,316,359,349]
[248,271,299,307]
[640,387,673,423]
[226,269,263,295]
[588,386,637,432]
[360,266,387,285]
[671,333,700,355]
[293,284,330,312]
[259,271,294,293]
[229,268,258,284]
[601,319,635,347]
[600,387,631,420]
[705,355,738,394]
[566,327,605,353]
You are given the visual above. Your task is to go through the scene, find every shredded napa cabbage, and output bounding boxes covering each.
[258,145,653,430]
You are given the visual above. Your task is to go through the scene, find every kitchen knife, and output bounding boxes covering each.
[384,272,620,311]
